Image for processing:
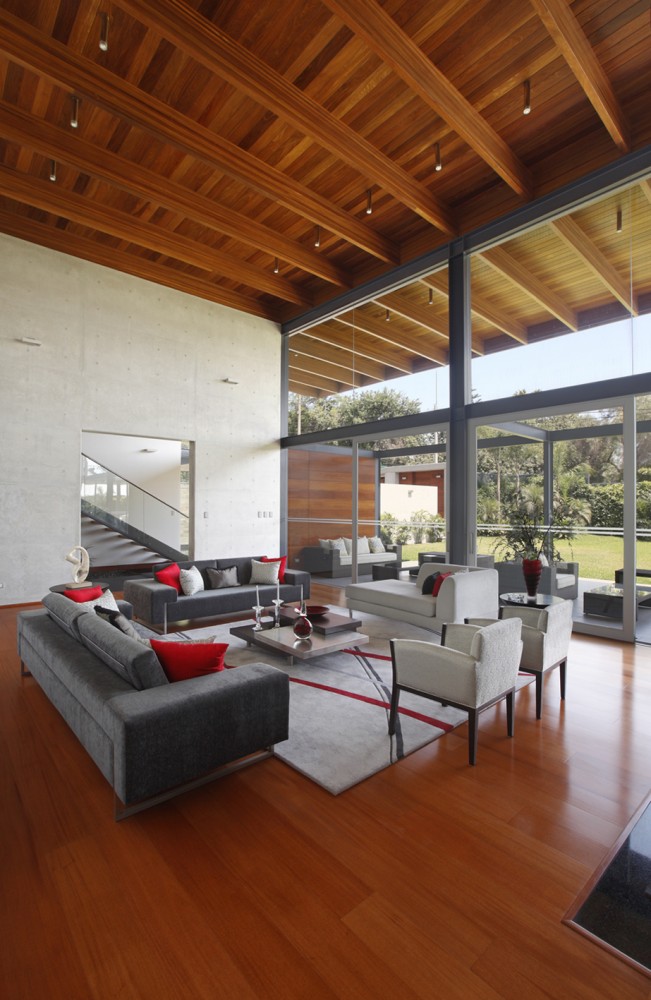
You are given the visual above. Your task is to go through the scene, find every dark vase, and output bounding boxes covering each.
[522,558,543,597]
[293,613,313,639]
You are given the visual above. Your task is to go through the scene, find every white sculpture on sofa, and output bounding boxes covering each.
[65,545,90,584]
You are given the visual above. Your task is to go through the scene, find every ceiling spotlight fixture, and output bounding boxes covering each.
[366,189,373,215]
[273,257,279,274]
[428,287,433,306]
[70,96,80,128]
[523,79,531,116]
[385,308,390,322]
[99,12,110,52]
[314,225,321,248]
[616,207,623,233]
[49,159,57,182]
[434,142,442,172]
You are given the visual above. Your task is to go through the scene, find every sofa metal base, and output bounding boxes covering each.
[114,747,275,821]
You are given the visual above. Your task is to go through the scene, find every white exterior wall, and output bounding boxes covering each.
[380,483,439,522]
[0,234,281,604]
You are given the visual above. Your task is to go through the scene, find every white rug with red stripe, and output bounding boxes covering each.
[180,612,532,795]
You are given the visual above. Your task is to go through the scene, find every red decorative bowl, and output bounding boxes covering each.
[305,604,329,618]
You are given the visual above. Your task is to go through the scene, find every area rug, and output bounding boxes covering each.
[171,611,532,795]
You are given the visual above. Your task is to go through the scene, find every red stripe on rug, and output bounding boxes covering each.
[289,676,454,731]
[342,648,392,661]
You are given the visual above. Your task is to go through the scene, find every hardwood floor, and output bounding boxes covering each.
[3,592,651,999]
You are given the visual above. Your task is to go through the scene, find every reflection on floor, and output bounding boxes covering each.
[569,798,651,976]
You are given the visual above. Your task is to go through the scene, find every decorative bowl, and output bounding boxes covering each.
[305,604,329,617]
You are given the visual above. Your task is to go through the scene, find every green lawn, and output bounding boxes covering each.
[402,535,651,582]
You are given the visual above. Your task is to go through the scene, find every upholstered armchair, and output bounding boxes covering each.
[468,599,573,719]
[389,618,523,765]
[495,560,579,600]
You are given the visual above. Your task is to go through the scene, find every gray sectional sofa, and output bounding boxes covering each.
[17,592,290,819]
[124,557,311,631]
[298,540,402,578]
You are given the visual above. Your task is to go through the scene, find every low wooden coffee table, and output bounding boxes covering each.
[230,620,368,664]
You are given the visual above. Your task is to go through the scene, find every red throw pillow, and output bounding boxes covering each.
[63,586,103,603]
[150,639,228,682]
[432,572,452,597]
[154,563,182,593]
[261,555,287,583]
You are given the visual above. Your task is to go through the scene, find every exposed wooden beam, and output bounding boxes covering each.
[0,102,349,288]
[335,310,446,364]
[309,320,415,374]
[114,0,457,235]
[289,332,391,382]
[320,0,532,198]
[481,245,578,330]
[550,215,638,315]
[0,164,309,304]
[289,371,342,395]
[0,210,276,319]
[423,274,527,346]
[0,7,398,263]
[289,356,372,391]
[375,291,449,338]
[529,0,630,152]
[638,179,651,208]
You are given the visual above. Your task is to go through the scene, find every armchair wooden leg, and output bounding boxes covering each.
[559,658,567,700]
[468,709,478,765]
[388,686,400,735]
[506,690,514,737]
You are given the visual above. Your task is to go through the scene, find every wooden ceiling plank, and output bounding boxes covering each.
[550,214,638,315]
[113,0,457,235]
[0,102,348,287]
[638,179,651,208]
[0,208,275,318]
[0,164,309,304]
[290,332,389,382]
[375,291,449,338]
[422,274,528,344]
[0,7,398,263]
[529,0,630,152]
[335,309,446,365]
[320,0,532,198]
[310,319,415,374]
[481,244,578,330]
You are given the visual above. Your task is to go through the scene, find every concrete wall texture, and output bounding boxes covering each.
[0,233,282,604]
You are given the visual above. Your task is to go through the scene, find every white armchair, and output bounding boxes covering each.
[389,618,523,765]
[468,599,573,718]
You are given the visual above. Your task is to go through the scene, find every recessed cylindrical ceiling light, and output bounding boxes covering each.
[523,79,531,116]
[385,308,390,322]
[314,225,321,248]
[428,287,433,305]
[616,207,623,233]
[49,159,57,182]
[70,96,80,128]
[366,189,373,215]
[273,257,279,273]
[434,142,442,172]
[99,12,110,52]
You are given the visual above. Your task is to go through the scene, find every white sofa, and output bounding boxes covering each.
[345,563,499,633]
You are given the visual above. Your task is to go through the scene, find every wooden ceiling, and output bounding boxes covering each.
[1,0,650,395]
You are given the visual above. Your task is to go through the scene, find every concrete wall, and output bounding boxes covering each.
[0,234,282,604]
[380,484,439,522]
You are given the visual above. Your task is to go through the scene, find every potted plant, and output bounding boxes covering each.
[493,508,556,597]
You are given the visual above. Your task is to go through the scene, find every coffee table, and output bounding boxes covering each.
[230,621,368,664]
[583,584,651,620]
[500,592,565,608]
[276,608,363,636]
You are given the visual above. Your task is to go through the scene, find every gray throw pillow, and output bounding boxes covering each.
[249,558,280,585]
[94,606,151,646]
[207,565,239,589]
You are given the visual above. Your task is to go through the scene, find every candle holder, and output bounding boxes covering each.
[272,598,283,628]
[252,604,264,631]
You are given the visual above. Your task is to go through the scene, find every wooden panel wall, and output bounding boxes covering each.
[287,449,377,566]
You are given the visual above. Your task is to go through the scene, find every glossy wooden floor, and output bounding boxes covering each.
[3,589,651,1000]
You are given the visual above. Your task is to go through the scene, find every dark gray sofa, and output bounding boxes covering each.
[17,592,290,819]
[124,557,311,632]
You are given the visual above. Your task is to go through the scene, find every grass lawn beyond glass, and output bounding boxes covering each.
[401,535,651,582]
